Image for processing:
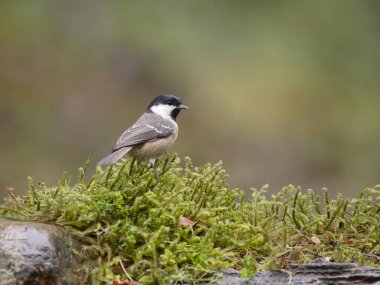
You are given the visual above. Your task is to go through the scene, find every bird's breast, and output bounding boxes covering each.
[129,126,178,160]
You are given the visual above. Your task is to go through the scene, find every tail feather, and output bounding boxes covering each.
[98,147,132,167]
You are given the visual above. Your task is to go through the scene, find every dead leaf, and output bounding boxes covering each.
[280,254,292,268]
[331,221,340,230]
[179,216,198,228]
[310,235,321,244]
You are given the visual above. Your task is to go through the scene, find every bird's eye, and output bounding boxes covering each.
[168,100,173,105]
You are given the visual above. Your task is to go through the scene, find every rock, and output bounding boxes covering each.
[0,218,86,285]
[218,258,380,285]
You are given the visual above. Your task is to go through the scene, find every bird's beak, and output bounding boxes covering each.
[179,104,189,109]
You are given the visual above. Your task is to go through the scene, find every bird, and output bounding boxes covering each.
[98,94,188,177]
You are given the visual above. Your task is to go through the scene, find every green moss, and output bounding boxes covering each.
[1,155,379,284]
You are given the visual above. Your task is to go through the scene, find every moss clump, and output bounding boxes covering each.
[1,155,379,284]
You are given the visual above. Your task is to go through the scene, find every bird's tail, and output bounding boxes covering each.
[98,147,132,167]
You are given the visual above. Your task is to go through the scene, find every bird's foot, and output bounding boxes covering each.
[149,159,160,179]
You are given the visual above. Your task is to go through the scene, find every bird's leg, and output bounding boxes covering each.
[149,158,159,179]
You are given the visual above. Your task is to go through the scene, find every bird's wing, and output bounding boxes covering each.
[113,116,174,151]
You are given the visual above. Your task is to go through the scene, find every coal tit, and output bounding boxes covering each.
[98,94,188,177]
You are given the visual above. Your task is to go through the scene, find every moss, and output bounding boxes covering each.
[1,155,379,284]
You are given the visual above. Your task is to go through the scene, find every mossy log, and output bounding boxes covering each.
[1,218,379,285]
[0,156,379,284]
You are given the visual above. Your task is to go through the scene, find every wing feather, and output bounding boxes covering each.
[113,115,174,151]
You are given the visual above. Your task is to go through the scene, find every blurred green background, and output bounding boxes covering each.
[1,1,379,199]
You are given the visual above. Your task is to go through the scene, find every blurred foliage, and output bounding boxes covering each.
[1,156,379,284]
[0,1,380,198]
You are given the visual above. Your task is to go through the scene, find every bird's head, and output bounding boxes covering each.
[147,94,188,120]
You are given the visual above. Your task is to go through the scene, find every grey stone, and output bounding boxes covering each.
[0,218,85,285]
[217,258,380,285]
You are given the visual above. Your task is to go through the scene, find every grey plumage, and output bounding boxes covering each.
[98,146,132,166]
[97,94,187,171]
[113,114,175,151]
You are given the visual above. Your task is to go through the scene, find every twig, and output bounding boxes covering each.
[119,259,133,281]
[4,187,19,205]
[280,268,293,285]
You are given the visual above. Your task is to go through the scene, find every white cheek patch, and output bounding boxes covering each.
[151,104,176,120]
